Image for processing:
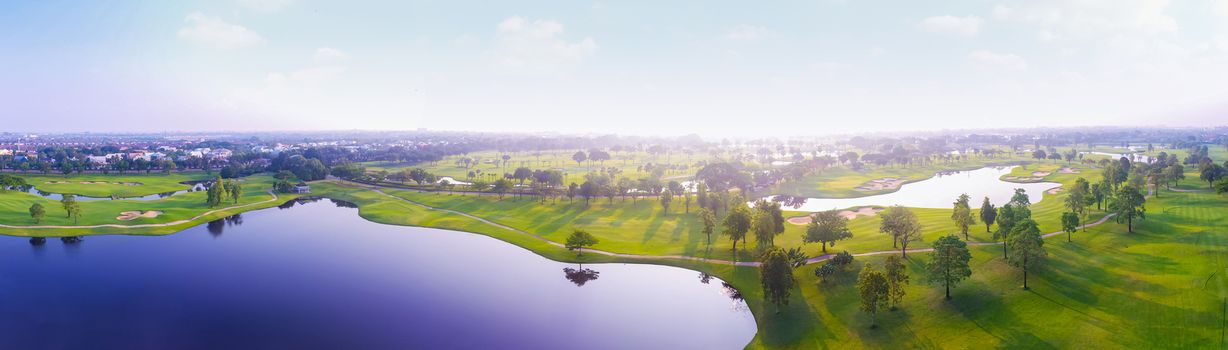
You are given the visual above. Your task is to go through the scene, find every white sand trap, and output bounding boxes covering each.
[1032,171,1052,176]
[1046,187,1063,195]
[1058,167,1080,174]
[854,177,907,191]
[838,207,884,220]
[116,210,163,221]
[1004,176,1043,182]
[787,215,812,225]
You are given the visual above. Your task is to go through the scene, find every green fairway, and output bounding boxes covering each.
[0,165,1222,349]
[20,172,211,198]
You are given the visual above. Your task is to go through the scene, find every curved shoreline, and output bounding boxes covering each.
[0,181,1152,268]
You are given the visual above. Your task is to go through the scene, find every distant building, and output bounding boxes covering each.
[293,183,311,194]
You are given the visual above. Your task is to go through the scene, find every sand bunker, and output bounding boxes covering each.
[854,178,907,191]
[1058,167,1080,174]
[838,207,884,220]
[1046,187,1063,195]
[787,215,813,225]
[1031,171,1052,176]
[116,210,162,221]
[786,206,884,224]
[1003,176,1044,182]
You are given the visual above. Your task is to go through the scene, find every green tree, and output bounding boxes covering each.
[60,194,82,224]
[227,180,243,204]
[1007,219,1046,289]
[700,208,717,246]
[926,235,972,300]
[760,248,796,313]
[571,151,587,167]
[1109,184,1146,233]
[1061,212,1080,242]
[565,229,599,256]
[723,203,752,252]
[751,207,778,249]
[206,177,226,208]
[659,189,673,215]
[883,255,908,310]
[879,206,922,258]
[857,264,890,328]
[951,193,975,239]
[29,203,45,224]
[979,197,997,233]
[802,210,852,253]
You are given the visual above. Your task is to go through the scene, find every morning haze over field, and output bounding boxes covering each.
[1,1,1227,349]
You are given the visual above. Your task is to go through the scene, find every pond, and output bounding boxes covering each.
[0,198,755,349]
[763,166,1060,211]
[22,182,206,202]
[1080,151,1152,163]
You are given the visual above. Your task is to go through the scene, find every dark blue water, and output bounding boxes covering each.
[0,199,755,349]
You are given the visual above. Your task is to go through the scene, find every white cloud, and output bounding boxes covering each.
[727,24,770,40]
[494,16,597,72]
[313,47,350,64]
[919,15,982,36]
[237,0,294,12]
[869,46,886,57]
[968,50,1028,71]
[177,12,264,49]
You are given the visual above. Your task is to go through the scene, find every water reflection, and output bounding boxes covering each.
[28,237,46,246]
[721,281,744,302]
[763,166,1060,211]
[0,200,756,349]
[699,272,713,284]
[329,199,358,208]
[563,265,601,287]
[278,197,322,209]
[206,214,245,237]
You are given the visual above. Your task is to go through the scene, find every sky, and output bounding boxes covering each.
[2,0,1228,136]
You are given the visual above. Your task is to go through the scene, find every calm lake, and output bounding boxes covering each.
[0,199,755,349]
[765,166,1061,211]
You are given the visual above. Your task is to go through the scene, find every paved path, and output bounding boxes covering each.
[341,181,1153,267]
[0,191,281,230]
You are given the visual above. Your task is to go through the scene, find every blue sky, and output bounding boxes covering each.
[2,0,1227,136]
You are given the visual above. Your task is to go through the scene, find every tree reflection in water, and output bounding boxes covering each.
[29,237,46,246]
[563,265,600,287]
[721,282,744,301]
[207,214,245,237]
[330,199,358,208]
[698,272,713,284]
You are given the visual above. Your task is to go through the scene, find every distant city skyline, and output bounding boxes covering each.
[3,0,1227,136]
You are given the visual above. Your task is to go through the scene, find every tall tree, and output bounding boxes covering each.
[760,248,795,313]
[1109,184,1146,233]
[723,203,752,252]
[1007,219,1046,289]
[659,189,673,215]
[926,235,972,300]
[879,206,922,258]
[857,264,890,328]
[571,151,587,167]
[565,229,599,256]
[802,210,852,253]
[1061,212,1080,242]
[951,193,975,239]
[979,197,997,233]
[227,180,242,204]
[29,203,45,224]
[883,255,909,310]
[700,208,717,246]
[751,207,778,249]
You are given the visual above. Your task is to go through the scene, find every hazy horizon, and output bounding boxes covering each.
[3,0,1228,136]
